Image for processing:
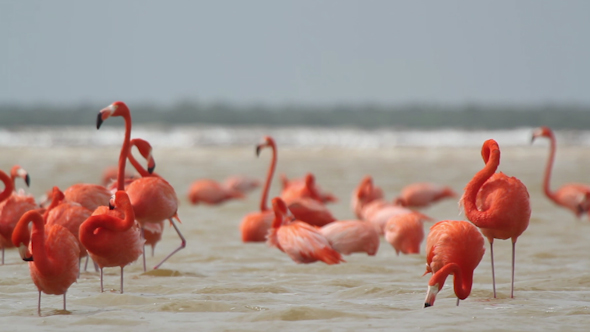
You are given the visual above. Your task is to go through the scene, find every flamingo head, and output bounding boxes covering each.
[51,186,65,203]
[97,101,129,129]
[531,126,553,144]
[480,139,500,165]
[10,165,30,187]
[131,138,156,173]
[255,136,276,157]
[423,284,439,308]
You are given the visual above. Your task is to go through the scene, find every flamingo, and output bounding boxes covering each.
[460,139,530,299]
[319,220,380,256]
[423,220,485,307]
[280,173,337,227]
[384,213,424,255]
[63,183,111,212]
[531,126,590,218]
[123,138,185,270]
[12,210,79,316]
[187,179,244,205]
[267,197,344,265]
[281,173,338,203]
[223,175,261,194]
[0,165,37,264]
[240,136,276,242]
[351,175,384,219]
[393,182,457,208]
[79,190,143,293]
[101,165,137,187]
[280,173,325,203]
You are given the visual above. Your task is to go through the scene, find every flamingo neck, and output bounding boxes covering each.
[128,148,150,177]
[429,263,473,300]
[25,212,58,276]
[260,142,277,212]
[542,133,558,202]
[0,171,13,203]
[462,147,500,228]
[117,112,132,191]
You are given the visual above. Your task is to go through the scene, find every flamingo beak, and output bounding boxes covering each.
[19,243,33,261]
[424,284,439,308]
[148,163,156,174]
[96,112,104,129]
[109,201,115,210]
[255,145,262,157]
[24,174,30,187]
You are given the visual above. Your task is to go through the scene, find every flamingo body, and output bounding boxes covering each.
[395,182,456,208]
[223,175,260,194]
[0,192,37,250]
[45,201,92,258]
[319,220,379,256]
[64,184,111,212]
[240,210,274,242]
[384,213,424,255]
[126,177,178,224]
[187,179,244,205]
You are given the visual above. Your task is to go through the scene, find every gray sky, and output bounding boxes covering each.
[1,1,589,106]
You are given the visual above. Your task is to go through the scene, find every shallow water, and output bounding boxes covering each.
[0,133,589,331]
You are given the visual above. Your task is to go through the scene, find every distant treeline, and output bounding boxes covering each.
[2,102,590,129]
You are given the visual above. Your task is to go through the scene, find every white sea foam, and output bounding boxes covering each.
[0,125,587,148]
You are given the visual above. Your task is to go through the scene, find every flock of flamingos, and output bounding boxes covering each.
[0,101,586,315]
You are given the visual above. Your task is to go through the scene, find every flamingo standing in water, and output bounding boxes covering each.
[423,220,485,307]
[531,126,590,218]
[393,182,457,208]
[267,197,344,265]
[384,213,424,255]
[79,191,143,293]
[223,175,260,194]
[281,173,338,204]
[351,175,384,219]
[461,139,530,298]
[0,165,37,264]
[12,210,79,316]
[187,179,244,205]
[280,173,337,227]
[240,136,277,242]
[96,102,184,271]
[124,138,184,270]
[319,220,380,256]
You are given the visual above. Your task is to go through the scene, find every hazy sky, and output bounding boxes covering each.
[1,1,589,106]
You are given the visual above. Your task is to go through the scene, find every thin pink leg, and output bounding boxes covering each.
[37,290,41,316]
[490,241,497,298]
[100,267,104,292]
[153,218,186,270]
[120,266,124,294]
[84,255,89,272]
[2,247,4,265]
[141,228,147,272]
[63,293,67,311]
[511,241,516,299]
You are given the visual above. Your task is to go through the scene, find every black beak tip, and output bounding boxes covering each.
[109,202,115,210]
[255,146,261,157]
[148,165,156,174]
[25,174,30,187]
[23,256,33,262]
[96,113,104,130]
[424,303,432,308]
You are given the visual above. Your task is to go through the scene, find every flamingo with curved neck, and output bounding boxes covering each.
[460,139,530,299]
[423,220,484,307]
[12,210,79,316]
[531,126,590,217]
[240,136,277,242]
[97,101,132,191]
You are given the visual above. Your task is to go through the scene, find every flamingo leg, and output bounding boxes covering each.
[153,218,186,270]
[489,240,497,298]
[37,290,41,316]
[511,241,516,299]
[78,258,81,278]
[63,293,67,311]
[141,228,147,272]
[2,247,4,265]
[84,255,89,272]
[456,298,460,306]
[151,245,155,257]
[100,267,104,292]
[120,266,124,294]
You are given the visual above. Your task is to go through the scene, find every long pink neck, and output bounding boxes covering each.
[542,133,558,202]
[128,145,150,178]
[260,142,277,212]
[117,112,132,191]
[462,144,500,229]
[0,171,13,203]
[79,191,136,253]
[429,263,473,300]
[24,211,58,276]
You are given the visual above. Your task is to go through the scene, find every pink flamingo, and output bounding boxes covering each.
[531,126,590,217]
[240,136,277,242]
[351,175,384,219]
[423,220,485,307]
[393,182,457,208]
[223,175,261,194]
[0,165,37,264]
[267,197,344,264]
[281,173,338,204]
[187,179,244,205]
[384,213,424,255]
[461,139,530,298]
[12,210,79,315]
[319,220,380,256]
